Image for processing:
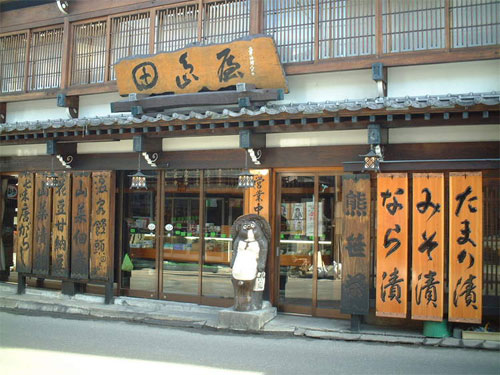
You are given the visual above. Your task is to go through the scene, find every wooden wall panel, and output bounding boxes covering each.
[51,172,71,278]
[340,174,371,315]
[33,173,52,275]
[449,172,483,323]
[411,173,445,321]
[90,171,115,281]
[71,172,91,280]
[16,172,34,274]
[376,173,408,318]
[245,169,271,222]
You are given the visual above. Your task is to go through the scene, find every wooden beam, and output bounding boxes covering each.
[56,93,79,118]
[0,102,6,123]
[1,142,498,172]
[284,47,500,75]
[132,134,162,152]
[110,88,285,113]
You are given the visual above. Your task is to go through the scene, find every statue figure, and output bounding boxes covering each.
[230,214,271,311]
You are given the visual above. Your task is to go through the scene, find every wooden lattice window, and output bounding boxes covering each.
[451,0,500,48]
[109,12,151,81]
[71,20,107,86]
[382,0,446,53]
[0,33,27,93]
[203,0,250,44]
[155,4,199,53]
[27,27,64,91]
[264,0,315,63]
[319,0,376,58]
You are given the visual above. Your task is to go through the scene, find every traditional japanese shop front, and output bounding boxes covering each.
[0,28,499,325]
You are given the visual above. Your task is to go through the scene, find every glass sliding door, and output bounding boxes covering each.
[202,170,243,305]
[162,170,201,301]
[276,171,342,316]
[278,175,315,310]
[121,171,158,298]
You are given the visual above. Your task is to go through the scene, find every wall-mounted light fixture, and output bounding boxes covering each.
[45,140,76,187]
[129,152,149,189]
[56,0,70,15]
[360,124,387,173]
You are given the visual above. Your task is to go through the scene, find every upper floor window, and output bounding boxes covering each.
[28,27,64,91]
[0,33,27,93]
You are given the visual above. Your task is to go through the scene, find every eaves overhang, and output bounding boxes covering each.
[1,92,498,145]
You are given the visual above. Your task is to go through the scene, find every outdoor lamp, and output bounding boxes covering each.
[360,145,383,173]
[129,153,148,189]
[45,155,60,188]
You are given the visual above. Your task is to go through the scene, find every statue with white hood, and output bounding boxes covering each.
[230,214,271,311]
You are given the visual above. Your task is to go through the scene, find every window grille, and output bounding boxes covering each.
[451,0,500,48]
[382,0,446,53]
[71,21,107,85]
[155,4,199,53]
[264,0,315,63]
[203,0,250,44]
[109,12,151,81]
[0,33,27,93]
[27,27,64,91]
[319,0,376,58]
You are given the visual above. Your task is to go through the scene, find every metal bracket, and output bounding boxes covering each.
[247,148,262,165]
[56,154,73,169]
[142,152,159,168]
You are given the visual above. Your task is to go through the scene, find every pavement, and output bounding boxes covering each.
[0,282,498,351]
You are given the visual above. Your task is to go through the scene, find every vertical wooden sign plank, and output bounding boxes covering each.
[33,173,52,275]
[449,172,483,323]
[411,173,445,321]
[340,174,371,315]
[16,172,34,274]
[246,169,271,222]
[71,172,91,280]
[51,172,71,278]
[376,173,408,318]
[90,171,115,281]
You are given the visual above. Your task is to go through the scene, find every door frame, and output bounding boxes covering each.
[272,167,348,318]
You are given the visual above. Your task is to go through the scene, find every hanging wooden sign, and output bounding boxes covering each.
[90,171,115,281]
[51,173,71,278]
[411,173,444,321]
[71,172,91,280]
[449,172,483,323]
[340,174,371,315]
[115,35,288,95]
[16,172,34,274]
[376,173,408,318]
[33,173,52,276]
[245,169,271,222]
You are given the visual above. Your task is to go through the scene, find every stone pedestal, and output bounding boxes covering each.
[217,301,277,331]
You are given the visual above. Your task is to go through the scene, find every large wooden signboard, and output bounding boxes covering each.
[71,172,91,280]
[16,172,34,273]
[51,173,71,278]
[411,173,445,321]
[90,171,115,281]
[340,174,371,315]
[245,169,271,222]
[33,173,52,275]
[115,35,288,96]
[449,172,483,323]
[376,173,408,318]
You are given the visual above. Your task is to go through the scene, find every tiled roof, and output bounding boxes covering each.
[1,92,498,134]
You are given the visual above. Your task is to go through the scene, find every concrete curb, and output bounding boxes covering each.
[1,286,499,351]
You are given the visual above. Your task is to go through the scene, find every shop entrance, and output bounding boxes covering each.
[119,169,243,306]
[275,171,344,317]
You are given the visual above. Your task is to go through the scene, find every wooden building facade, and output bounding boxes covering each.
[0,0,499,324]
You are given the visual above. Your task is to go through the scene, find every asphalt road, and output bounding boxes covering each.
[1,311,499,375]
